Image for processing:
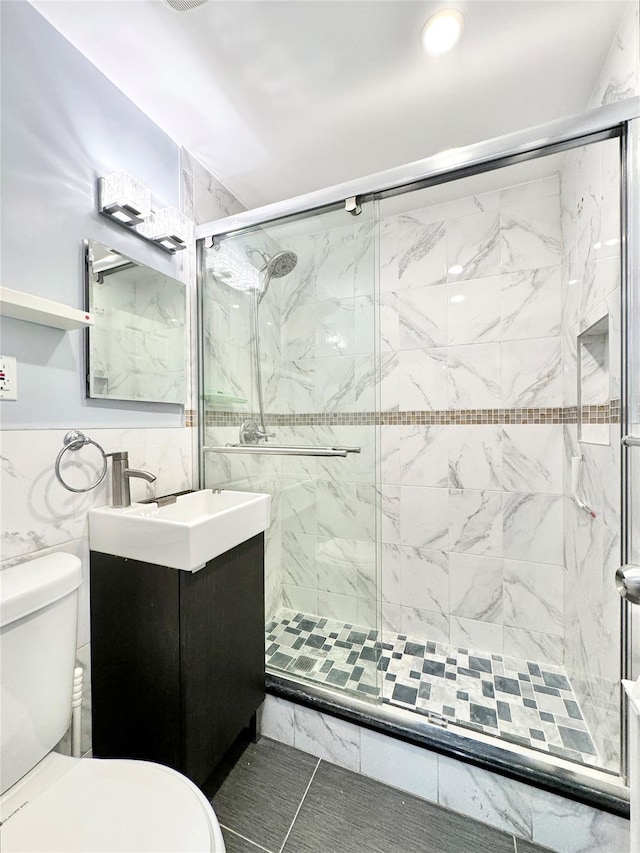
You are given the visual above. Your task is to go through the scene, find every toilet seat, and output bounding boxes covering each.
[1,754,225,852]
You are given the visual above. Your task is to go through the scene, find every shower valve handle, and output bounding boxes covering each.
[240,419,275,445]
[256,428,276,440]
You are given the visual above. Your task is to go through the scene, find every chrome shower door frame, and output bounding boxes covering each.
[621,116,640,782]
[196,99,640,239]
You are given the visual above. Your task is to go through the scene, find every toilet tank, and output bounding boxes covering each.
[0,552,82,794]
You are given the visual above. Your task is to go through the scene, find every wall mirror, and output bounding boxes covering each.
[85,240,187,404]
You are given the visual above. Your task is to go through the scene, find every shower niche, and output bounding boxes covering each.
[578,314,611,445]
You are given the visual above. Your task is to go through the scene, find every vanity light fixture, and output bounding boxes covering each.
[420,9,465,56]
[98,172,151,226]
[98,172,194,254]
[136,207,194,253]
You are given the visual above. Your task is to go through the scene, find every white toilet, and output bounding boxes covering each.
[0,552,226,852]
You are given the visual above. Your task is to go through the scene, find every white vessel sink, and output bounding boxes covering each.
[88,489,271,572]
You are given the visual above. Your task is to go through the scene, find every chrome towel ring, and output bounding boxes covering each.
[55,430,108,493]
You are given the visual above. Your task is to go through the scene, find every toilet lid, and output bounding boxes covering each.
[1,758,225,852]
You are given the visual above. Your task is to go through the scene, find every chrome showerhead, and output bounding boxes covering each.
[265,250,298,279]
[247,248,298,303]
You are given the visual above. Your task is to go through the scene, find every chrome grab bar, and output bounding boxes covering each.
[240,444,360,453]
[622,435,640,447]
[202,444,361,458]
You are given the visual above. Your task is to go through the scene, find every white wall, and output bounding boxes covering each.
[0,4,243,643]
[0,3,196,605]
[0,0,183,429]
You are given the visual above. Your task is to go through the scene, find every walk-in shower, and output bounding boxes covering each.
[198,98,640,814]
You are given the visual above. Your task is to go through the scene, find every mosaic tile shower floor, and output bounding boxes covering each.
[266,609,603,770]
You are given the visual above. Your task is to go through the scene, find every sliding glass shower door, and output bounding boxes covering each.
[374,134,624,774]
[200,203,381,701]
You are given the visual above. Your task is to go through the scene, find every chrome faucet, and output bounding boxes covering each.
[107,451,156,507]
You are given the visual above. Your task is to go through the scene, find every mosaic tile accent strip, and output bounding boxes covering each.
[266,609,605,772]
[206,401,621,428]
[185,408,197,427]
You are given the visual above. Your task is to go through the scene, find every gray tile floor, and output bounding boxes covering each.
[210,737,552,853]
[266,610,600,768]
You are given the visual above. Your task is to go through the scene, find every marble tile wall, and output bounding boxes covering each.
[202,177,572,672]
[273,219,377,415]
[201,237,285,620]
[559,138,623,773]
[181,146,248,478]
[378,176,563,411]
[259,693,630,853]
[202,420,377,623]
[201,214,379,623]
[556,0,640,774]
[373,176,567,668]
[0,426,193,627]
[587,0,639,110]
[251,177,566,663]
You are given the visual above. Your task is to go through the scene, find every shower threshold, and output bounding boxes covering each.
[266,609,604,772]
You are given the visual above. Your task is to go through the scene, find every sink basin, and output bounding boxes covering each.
[88,489,271,571]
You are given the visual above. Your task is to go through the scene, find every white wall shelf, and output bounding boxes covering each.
[0,286,94,330]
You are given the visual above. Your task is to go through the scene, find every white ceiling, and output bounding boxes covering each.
[31,0,628,210]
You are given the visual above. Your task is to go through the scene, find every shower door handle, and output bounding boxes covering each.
[616,565,640,605]
[622,435,640,447]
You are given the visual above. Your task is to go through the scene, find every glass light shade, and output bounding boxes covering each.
[98,172,152,226]
[137,207,194,252]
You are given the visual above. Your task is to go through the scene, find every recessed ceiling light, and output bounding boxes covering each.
[421,10,465,57]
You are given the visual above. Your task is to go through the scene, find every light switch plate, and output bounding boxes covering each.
[0,355,18,400]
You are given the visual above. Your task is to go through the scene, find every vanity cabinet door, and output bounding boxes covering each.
[90,533,265,787]
[179,533,265,784]
[90,554,182,770]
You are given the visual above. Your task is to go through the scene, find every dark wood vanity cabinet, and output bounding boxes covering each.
[90,533,265,787]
